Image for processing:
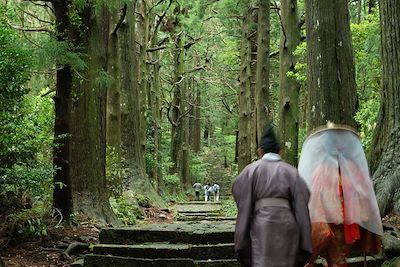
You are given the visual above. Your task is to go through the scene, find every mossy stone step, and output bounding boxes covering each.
[92,243,235,260]
[100,223,235,245]
[84,255,239,267]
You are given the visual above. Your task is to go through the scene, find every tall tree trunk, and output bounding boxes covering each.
[181,76,190,186]
[250,6,258,155]
[120,2,146,190]
[52,1,73,220]
[238,5,252,172]
[138,0,149,160]
[68,5,117,224]
[148,20,163,192]
[277,0,301,166]
[190,84,201,153]
[170,32,185,175]
[106,7,124,192]
[369,0,400,215]
[255,0,271,147]
[305,0,358,130]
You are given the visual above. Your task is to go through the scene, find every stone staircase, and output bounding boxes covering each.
[83,221,238,267]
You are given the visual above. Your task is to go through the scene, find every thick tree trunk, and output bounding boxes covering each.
[369,0,400,215]
[305,0,358,130]
[238,5,252,172]
[68,5,117,224]
[255,0,271,147]
[106,10,123,191]
[120,3,146,190]
[277,0,301,166]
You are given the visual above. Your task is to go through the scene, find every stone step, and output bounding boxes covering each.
[84,254,239,267]
[92,243,235,260]
[177,216,236,222]
[178,213,220,216]
[177,201,221,205]
[99,223,235,245]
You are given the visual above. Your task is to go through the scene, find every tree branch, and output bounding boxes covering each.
[186,65,206,73]
[146,45,167,52]
[9,24,52,33]
[112,4,127,35]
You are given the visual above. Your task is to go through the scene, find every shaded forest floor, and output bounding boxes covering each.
[0,207,174,267]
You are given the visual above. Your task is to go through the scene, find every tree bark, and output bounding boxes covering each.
[369,0,400,215]
[305,0,358,130]
[277,0,301,166]
[238,4,252,173]
[148,14,163,192]
[52,0,73,221]
[255,0,271,148]
[189,84,201,153]
[138,0,149,160]
[120,2,146,191]
[170,32,185,175]
[68,5,117,224]
[106,8,123,190]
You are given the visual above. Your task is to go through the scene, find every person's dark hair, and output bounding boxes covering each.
[259,123,281,154]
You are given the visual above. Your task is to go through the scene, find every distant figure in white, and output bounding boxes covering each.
[213,183,220,201]
[204,183,210,202]
[193,182,202,201]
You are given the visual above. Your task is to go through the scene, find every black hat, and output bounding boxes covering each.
[259,123,281,154]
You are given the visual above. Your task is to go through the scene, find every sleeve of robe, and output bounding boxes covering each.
[232,165,254,264]
[291,174,313,261]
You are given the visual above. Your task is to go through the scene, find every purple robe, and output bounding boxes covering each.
[232,157,312,267]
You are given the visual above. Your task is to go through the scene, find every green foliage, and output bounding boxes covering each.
[109,196,141,225]
[106,146,124,197]
[8,204,49,238]
[190,154,208,184]
[37,38,87,72]
[164,173,181,188]
[220,199,237,217]
[95,69,113,88]
[0,18,54,199]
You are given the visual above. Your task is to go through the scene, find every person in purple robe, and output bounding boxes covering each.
[232,124,312,267]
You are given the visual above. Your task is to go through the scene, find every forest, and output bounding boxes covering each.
[0,0,400,266]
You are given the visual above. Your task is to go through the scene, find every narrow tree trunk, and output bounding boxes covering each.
[68,5,117,224]
[255,0,271,146]
[190,84,201,153]
[148,23,163,192]
[369,0,400,215]
[305,0,358,130]
[250,6,258,154]
[170,32,185,175]
[238,5,252,172]
[52,0,73,221]
[181,76,190,186]
[278,0,301,166]
[138,0,149,159]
